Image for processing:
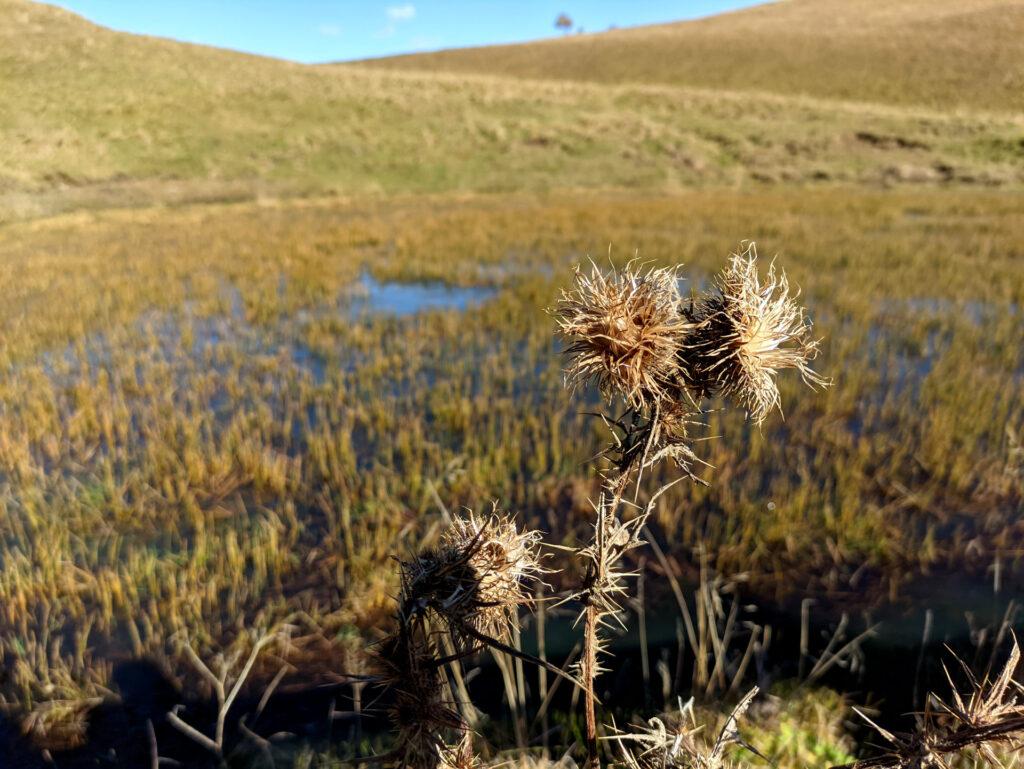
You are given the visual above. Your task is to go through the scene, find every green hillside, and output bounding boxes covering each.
[1,0,1022,222]
[362,0,1024,113]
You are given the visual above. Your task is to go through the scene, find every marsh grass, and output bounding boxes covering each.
[0,188,1020,764]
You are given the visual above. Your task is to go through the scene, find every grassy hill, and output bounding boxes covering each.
[362,0,1024,113]
[1,0,1022,222]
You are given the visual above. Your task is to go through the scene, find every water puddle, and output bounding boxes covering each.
[518,569,1024,729]
[347,273,497,317]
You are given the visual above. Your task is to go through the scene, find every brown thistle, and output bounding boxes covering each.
[375,623,467,769]
[602,399,706,485]
[400,508,546,648]
[681,244,828,425]
[833,639,1024,769]
[373,510,551,768]
[611,687,762,769]
[435,734,479,769]
[554,261,693,411]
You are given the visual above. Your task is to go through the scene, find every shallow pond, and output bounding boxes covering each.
[348,273,497,317]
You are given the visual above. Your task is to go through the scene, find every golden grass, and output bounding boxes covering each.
[363,0,1024,114]
[2,0,1023,222]
[0,187,1020,760]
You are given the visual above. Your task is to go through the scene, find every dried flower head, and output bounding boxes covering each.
[682,244,828,425]
[611,687,761,769]
[401,508,545,646]
[375,626,465,769]
[837,639,1024,769]
[555,261,693,410]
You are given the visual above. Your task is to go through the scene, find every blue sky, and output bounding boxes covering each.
[47,1,765,63]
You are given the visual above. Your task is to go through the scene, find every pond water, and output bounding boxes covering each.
[508,567,1024,729]
[348,273,497,317]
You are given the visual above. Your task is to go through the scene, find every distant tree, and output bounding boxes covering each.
[555,13,572,34]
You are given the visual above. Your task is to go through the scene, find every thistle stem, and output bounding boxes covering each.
[580,474,631,769]
[583,602,600,769]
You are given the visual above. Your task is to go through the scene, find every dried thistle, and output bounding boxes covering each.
[375,624,467,769]
[562,482,681,769]
[554,261,693,411]
[602,399,706,485]
[400,508,546,648]
[834,639,1024,769]
[682,244,828,425]
[436,734,479,769]
[573,495,649,767]
[569,497,649,647]
[375,508,569,767]
[611,687,762,769]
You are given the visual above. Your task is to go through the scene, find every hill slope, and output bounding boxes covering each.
[359,0,1024,113]
[1,0,1022,221]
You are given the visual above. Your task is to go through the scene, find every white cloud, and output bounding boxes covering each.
[386,4,416,21]
[318,23,342,37]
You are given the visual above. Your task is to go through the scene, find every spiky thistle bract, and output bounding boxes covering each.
[835,639,1024,769]
[682,244,828,425]
[399,508,546,648]
[610,687,762,769]
[555,261,693,412]
[375,624,466,769]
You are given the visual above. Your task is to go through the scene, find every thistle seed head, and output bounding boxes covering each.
[555,261,693,410]
[375,627,465,769]
[401,508,545,646]
[682,244,828,424]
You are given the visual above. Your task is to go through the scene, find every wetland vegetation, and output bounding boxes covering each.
[1,0,1023,766]
[1,189,1021,766]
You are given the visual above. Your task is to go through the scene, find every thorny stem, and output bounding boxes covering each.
[583,602,600,769]
[581,472,631,769]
